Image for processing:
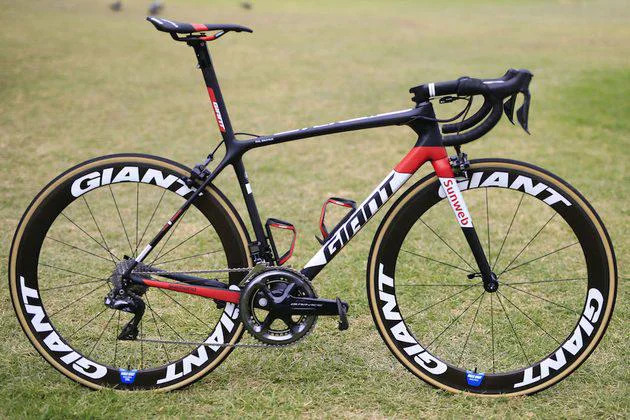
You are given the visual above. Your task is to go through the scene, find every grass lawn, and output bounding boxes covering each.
[0,0,628,417]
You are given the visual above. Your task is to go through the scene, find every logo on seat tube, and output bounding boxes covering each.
[207,87,226,132]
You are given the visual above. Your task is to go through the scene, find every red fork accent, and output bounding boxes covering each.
[140,278,240,304]
[394,146,454,177]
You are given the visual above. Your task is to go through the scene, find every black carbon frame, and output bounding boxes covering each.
[124,39,492,287]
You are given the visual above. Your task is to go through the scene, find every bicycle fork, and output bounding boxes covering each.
[406,111,497,292]
[437,171,498,291]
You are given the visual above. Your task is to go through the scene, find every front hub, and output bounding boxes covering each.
[483,272,499,293]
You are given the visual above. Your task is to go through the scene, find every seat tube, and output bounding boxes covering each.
[233,158,268,245]
[189,41,271,262]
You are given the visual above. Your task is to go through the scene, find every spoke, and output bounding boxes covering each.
[144,294,187,342]
[151,224,212,265]
[419,218,475,272]
[146,293,170,363]
[396,283,480,287]
[137,189,167,251]
[498,213,557,277]
[152,250,223,267]
[60,213,118,263]
[140,320,144,370]
[149,209,188,266]
[88,310,117,357]
[457,292,485,366]
[495,292,530,366]
[109,185,135,257]
[492,193,524,270]
[40,278,108,291]
[500,242,579,275]
[156,288,212,328]
[485,188,491,263]
[405,283,480,321]
[401,249,473,273]
[490,293,495,373]
[48,282,108,317]
[83,196,117,261]
[502,283,579,315]
[497,291,561,345]
[39,262,105,280]
[425,291,485,352]
[135,183,140,257]
[503,277,585,286]
[46,236,113,264]
[113,311,121,366]
[66,306,110,340]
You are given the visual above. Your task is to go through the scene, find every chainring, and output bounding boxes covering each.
[239,267,317,346]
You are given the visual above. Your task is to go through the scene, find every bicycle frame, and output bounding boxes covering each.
[126,40,495,297]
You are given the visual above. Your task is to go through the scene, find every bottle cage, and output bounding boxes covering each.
[265,218,297,265]
[316,197,357,245]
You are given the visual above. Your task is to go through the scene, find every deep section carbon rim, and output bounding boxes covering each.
[368,160,616,395]
[9,155,249,390]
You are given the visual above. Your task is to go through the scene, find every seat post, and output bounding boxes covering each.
[188,40,235,145]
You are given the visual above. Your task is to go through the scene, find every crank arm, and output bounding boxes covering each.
[281,296,348,317]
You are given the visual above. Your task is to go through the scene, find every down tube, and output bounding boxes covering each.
[300,146,452,280]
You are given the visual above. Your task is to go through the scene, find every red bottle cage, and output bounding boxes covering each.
[265,218,297,265]
[317,197,357,244]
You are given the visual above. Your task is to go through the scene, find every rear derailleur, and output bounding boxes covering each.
[104,258,148,340]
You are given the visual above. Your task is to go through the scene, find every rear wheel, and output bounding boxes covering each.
[367,159,616,396]
[9,154,251,390]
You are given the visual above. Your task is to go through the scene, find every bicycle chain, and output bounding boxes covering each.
[131,265,316,348]
[132,267,254,275]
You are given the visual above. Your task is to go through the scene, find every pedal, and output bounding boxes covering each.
[264,218,296,265]
[316,197,356,245]
[336,297,349,331]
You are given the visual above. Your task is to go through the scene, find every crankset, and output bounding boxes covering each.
[239,267,349,346]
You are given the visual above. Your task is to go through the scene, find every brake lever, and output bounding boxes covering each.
[516,90,531,134]
[503,93,517,125]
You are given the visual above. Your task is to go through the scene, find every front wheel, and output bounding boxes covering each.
[367,159,616,396]
[9,154,251,390]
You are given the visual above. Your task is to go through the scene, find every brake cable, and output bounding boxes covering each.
[410,95,473,124]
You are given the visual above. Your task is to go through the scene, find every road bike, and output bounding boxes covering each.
[8,17,617,395]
